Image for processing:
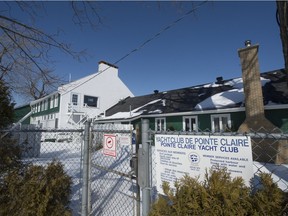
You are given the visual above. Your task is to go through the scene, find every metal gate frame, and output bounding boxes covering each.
[81,120,139,216]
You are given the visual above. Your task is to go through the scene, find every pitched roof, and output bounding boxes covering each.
[101,69,288,121]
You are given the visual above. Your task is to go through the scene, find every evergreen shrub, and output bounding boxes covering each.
[0,160,72,216]
[149,167,287,216]
[0,137,22,175]
[0,80,14,129]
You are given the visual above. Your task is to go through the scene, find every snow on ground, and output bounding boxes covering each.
[89,144,136,216]
[253,162,288,192]
[24,139,84,215]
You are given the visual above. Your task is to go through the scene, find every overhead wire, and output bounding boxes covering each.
[62,0,208,96]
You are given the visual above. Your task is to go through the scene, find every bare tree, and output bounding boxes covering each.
[0,1,102,101]
[276,0,288,85]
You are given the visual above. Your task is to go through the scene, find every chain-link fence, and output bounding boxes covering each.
[146,127,288,207]
[2,120,288,216]
[1,127,85,215]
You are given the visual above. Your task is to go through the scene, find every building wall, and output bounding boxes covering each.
[13,104,31,124]
[30,94,60,129]
[266,109,288,132]
[57,65,133,129]
[130,108,288,133]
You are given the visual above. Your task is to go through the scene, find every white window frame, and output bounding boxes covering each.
[41,101,44,111]
[183,116,198,132]
[155,118,166,131]
[50,95,54,109]
[44,100,48,110]
[83,95,98,108]
[54,94,59,107]
[211,114,231,132]
[71,93,79,106]
[32,105,36,113]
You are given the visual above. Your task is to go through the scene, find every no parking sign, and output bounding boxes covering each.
[103,134,117,157]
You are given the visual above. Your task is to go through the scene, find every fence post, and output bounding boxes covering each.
[81,119,92,216]
[141,119,151,216]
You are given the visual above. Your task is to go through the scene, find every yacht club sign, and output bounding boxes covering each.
[154,134,254,195]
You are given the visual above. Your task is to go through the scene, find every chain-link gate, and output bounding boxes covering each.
[88,123,138,216]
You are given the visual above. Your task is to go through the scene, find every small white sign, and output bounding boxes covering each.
[118,135,131,146]
[155,134,254,195]
[103,134,117,157]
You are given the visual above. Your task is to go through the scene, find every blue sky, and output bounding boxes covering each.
[8,1,284,104]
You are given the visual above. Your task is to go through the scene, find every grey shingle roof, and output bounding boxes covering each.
[104,69,288,120]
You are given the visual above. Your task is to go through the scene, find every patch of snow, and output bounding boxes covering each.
[148,109,163,114]
[103,99,162,120]
[195,77,271,110]
[103,111,142,120]
[195,88,244,110]
[202,83,222,88]
[253,162,288,192]
[224,78,243,89]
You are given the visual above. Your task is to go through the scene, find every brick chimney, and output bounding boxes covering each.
[98,61,118,76]
[237,41,287,164]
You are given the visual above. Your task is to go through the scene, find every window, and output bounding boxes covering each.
[54,94,58,107]
[155,118,166,131]
[44,100,48,110]
[50,96,54,108]
[211,114,231,132]
[84,95,98,107]
[32,105,36,113]
[41,102,44,111]
[72,94,78,106]
[183,116,198,132]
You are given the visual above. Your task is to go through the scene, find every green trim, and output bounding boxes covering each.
[31,94,60,117]
[13,105,31,124]
[32,106,59,117]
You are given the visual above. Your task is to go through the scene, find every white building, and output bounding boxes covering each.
[29,61,134,129]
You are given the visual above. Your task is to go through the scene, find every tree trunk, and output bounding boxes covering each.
[276,0,288,85]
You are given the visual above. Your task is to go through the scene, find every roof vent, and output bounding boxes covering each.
[215,76,224,84]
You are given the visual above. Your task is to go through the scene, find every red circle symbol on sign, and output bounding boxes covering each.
[106,137,114,149]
